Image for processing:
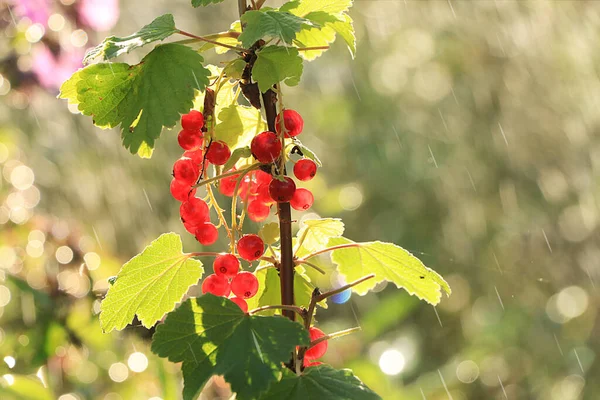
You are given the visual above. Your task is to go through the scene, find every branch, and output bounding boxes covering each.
[177,30,246,52]
[192,164,258,189]
[310,327,361,348]
[304,274,375,330]
[301,243,362,260]
[294,259,325,275]
[297,46,330,52]
[249,305,306,319]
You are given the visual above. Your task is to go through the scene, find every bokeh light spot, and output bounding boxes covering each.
[379,349,405,376]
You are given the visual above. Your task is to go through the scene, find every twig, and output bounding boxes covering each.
[297,46,330,52]
[301,243,362,260]
[310,327,361,348]
[192,164,257,189]
[177,30,246,52]
[249,304,306,318]
[294,259,325,275]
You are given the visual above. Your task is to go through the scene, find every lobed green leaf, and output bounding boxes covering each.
[59,44,210,157]
[252,46,303,93]
[83,14,178,64]
[192,0,225,6]
[295,218,345,258]
[99,233,203,332]
[214,104,267,149]
[259,365,381,400]
[238,10,316,48]
[151,295,310,400]
[329,238,451,304]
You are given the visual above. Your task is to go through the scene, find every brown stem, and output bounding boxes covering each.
[249,305,305,318]
[177,30,246,52]
[297,46,330,52]
[294,259,326,275]
[302,243,362,260]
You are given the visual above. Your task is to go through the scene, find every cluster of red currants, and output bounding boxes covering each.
[170,110,233,245]
[303,327,328,367]
[201,253,260,313]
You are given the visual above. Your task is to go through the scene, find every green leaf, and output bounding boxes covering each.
[260,365,381,400]
[99,233,203,332]
[328,238,451,304]
[239,10,315,48]
[282,0,356,60]
[224,58,247,80]
[295,218,344,257]
[0,375,54,400]
[252,46,303,93]
[291,141,322,166]
[247,267,326,314]
[215,104,267,149]
[280,0,353,15]
[151,295,310,400]
[83,14,178,64]
[259,222,280,245]
[59,44,210,157]
[223,146,252,171]
[192,0,225,6]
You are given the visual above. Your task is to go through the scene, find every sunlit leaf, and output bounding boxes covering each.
[295,218,345,257]
[192,0,225,6]
[329,238,451,304]
[259,365,380,400]
[214,104,267,149]
[151,295,309,400]
[238,10,315,48]
[0,375,53,400]
[252,46,303,93]
[59,44,210,157]
[83,14,178,64]
[100,233,203,332]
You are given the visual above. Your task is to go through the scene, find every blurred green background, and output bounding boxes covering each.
[1,1,599,399]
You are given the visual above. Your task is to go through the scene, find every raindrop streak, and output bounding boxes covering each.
[541,229,552,253]
[433,306,443,327]
[437,369,454,400]
[108,62,116,77]
[447,0,457,19]
[465,167,477,193]
[450,87,459,105]
[573,349,584,373]
[553,333,564,356]
[498,122,509,147]
[492,251,503,275]
[142,188,153,211]
[92,226,103,250]
[494,286,505,311]
[349,300,362,332]
[391,125,402,149]
[583,266,596,290]
[420,387,427,400]
[428,145,439,169]
[438,108,450,135]
[191,70,201,90]
[6,5,17,26]
[30,105,41,129]
[350,76,362,101]
[498,375,508,399]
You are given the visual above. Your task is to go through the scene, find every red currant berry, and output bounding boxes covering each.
[251,131,282,163]
[254,170,273,186]
[293,159,317,181]
[275,109,304,138]
[219,172,239,197]
[201,274,230,297]
[305,327,328,360]
[170,179,196,202]
[206,141,231,165]
[230,271,259,299]
[237,234,265,261]
[173,157,200,186]
[290,188,314,211]
[181,110,204,131]
[230,297,248,313]
[195,223,219,246]
[180,197,209,225]
[183,149,204,165]
[213,254,240,279]
[183,221,197,235]
[178,129,203,151]
[248,200,270,222]
[269,177,296,202]
[303,359,323,367]
[256,184,275,205]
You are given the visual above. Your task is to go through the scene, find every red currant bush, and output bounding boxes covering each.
[206,141,231,165]
[237,234,265,261]
[181,110,204,131]
[275,109,304,138]
[293,159,317,181]
[230,271,259,299]
[251,131,282,163]
[290,188,314,211]
[305,327,328,360]
[269,177,296,202]
[213,254,240,279]
[201,274,230,297]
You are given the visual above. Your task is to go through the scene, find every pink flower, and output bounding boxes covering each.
[32,45,83,91]
[77,0,119,32]
[11,0,50,26]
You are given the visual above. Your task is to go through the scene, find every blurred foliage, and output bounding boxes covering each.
[1,1,600,400]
